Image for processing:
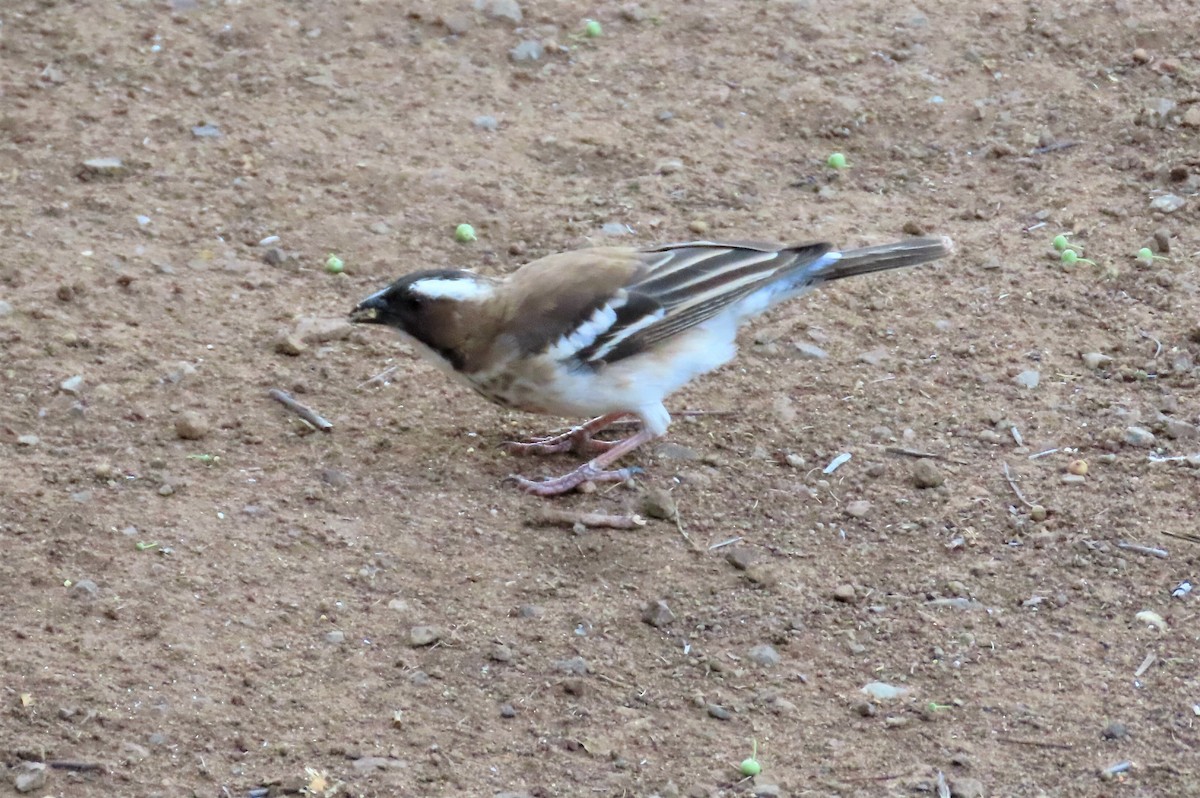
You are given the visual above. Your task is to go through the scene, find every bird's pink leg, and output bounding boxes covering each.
[502,412,630,457]
[508,426,656,496]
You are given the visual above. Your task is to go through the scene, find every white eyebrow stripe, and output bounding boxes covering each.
[409,277,494,302]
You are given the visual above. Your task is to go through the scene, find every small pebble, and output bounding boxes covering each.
[0,300,13,317]
[71,579,100,599]
[688,220,709,235]
[499,703,518,718]
[1081,352,1111,370]
[509,40,543,61]
[325,630,345,644]
[409,625,443,646]
[748,644,781,667]
[17,434,40,447]
[753,785,781,798]
[175,411,209,441]
[490,643,513,662]
[1149,194,1185,214]
[1123,426,1156,447]
[706,703,731,720]
[472,115,499,131]
[60,375,84,394]
[1103,721,1129,740]
[641,488,677,520]
[554,656,590,675]
[844,499,872,518]
[911,459,945,488]
[1014,369,1040,389]
[13,762,47,793]
[861,681,906,700]
[833,584,857,603]
[950,777,985,798]
[642,599,676,628]
[475,0,522,23]
[794,342,829,359]
[725,548,755,571]
[655,158,684,175]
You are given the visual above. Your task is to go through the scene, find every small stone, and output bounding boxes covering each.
[1081,352,1111,369]
[121,741,151,761]
[833,584,856,603]
[911,459,945,488]
[1131,47,1151,64]
[475,0,522,23]
[263,247,291,267]
[13,761,48,793]
[641,487,677,520]
[509,40,543,61]
[1061,473,1086,485]
[706,703,731,720]
[409,625,443,647]
[0,300,13,317]
[80,156,126,177]
[602,222,633,236]
[1150,194,1185,214]
[368,221,391,235]
[858,347,889,366]
[1182,106,1200,128]
[655,442,700,460]
[158,483,175,496]
[490,643,513,662]
[1014,369,1040,389]
[553,656,590,675]
[1102,721,1129,740]
[753,785,781,798]
[854,701,878,717]
[441,12,473,34]
[1029,504,1048,522]
[844,499,872,519]
[320,468,351,487]
[1153,228,1172,254]
[60,375,84,394]
[472,115,499,131]
[1123,426,1156,447]
[175,411,209,440]
[274,332,307,356]
[655,158,684,175]
[642,600,676,628]
[725,548,755,571]
[861,681,906,700]
[325,630,345,644]
[949,777,985,798]
[16,434,40,447]
[748,644,781,667]
[191,124,222,138]
[499,703,518,718]
[794,341,829,359]
[688,220,709,235]
[517,604,544,619]
[70,579,99,599]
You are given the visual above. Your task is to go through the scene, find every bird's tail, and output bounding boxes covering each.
[817,236,954,282]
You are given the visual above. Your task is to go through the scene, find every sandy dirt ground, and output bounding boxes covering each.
[2,1,1199,796]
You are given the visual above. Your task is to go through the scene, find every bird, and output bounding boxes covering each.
[350,235,954,496]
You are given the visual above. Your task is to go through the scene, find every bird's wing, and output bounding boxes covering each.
[497,242,834,368]
[581,241,834,365]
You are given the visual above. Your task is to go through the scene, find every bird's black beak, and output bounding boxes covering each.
[349,294,385,324]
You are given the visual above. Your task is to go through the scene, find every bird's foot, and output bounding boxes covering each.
[507,465,643,497]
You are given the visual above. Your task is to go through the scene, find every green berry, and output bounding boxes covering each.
[739,758,761,777]
[454,223,477,243]
[1052,234,1069,252]
[1137,247,1155,262]
[324,254,345,274]
[826,152,847,169]
[1060,250,1079,264]
[583,19,603,37]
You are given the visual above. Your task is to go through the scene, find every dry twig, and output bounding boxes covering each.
[533,509,647,529]
[1002,462,1037,509]
[267,388,333,432]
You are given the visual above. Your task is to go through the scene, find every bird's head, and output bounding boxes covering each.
[350,269,497,371]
